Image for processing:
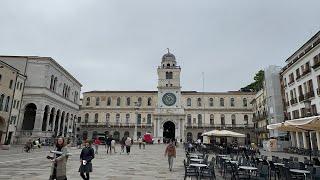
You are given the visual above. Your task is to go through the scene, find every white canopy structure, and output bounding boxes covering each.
[201,130,245,138]
[267,115,320,132]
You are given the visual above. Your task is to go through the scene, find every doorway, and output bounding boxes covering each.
[163,121,175,142]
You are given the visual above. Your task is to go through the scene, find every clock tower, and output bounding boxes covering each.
[154,49,185,142]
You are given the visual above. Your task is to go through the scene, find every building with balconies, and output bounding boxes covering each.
[280,31,320,150]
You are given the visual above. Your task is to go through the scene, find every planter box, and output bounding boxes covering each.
[1,144,10,150]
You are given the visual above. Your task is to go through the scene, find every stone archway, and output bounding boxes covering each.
[0,116,5,144]
[22,103,37,130]
[163,121,175,142]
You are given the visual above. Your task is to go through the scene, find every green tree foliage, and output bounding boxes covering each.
[241,70,264,92]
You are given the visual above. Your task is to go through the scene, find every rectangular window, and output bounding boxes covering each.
[9,80,13,89]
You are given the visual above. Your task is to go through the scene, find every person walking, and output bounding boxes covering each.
[164,140,176,172]
[138,136,142,149]
[111,139,116,153]
[105,135,112,154]
[49,137,69,180]
[93,138,101,154]
[120,136,126,154]
[79,140,95,180]
[125,137,132,155]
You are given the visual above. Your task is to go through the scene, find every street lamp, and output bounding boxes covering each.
[133,102,141,141]
[303,99,312,162]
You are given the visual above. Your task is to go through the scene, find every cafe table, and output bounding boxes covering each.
[238,166,258,179]
[190,163,208,179]
[290,169,310,180]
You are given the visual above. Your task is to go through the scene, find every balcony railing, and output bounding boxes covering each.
[298,95,305,102]
[290,98,298,105]
[80,122,153,128]
[312,62,320,69]
[185,123,254,129]
[305,91,315,99]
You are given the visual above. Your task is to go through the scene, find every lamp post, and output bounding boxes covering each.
[303,99,312,162]
[134,102,141,141]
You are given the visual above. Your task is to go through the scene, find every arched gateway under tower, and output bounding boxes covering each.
[163,121,175,142]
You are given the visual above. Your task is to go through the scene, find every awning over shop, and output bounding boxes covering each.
[267,115,320,132]
[201,130,245,138]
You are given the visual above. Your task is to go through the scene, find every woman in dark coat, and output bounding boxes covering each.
[49,137,69,180]
[79,140,95,180]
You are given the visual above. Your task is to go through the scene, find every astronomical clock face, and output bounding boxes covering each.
[162,93,176,106]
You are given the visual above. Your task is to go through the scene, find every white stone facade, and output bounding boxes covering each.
[0,56,82,144]
[80,52,255,144]
[280,31,320,150]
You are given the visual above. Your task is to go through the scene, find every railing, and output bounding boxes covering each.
[312,62,320,69]
[185,124,254,128]
[298,95,305,102]
[305,91,315,99]
[80,122,153,128]
[290,98,298,105]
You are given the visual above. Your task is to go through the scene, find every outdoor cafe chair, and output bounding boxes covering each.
[200,161,216,180]
[255,164,269,180]
[183,159,198,180]
[230,163,247,180]
[312,166,320,180]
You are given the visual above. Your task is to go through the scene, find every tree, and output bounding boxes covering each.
[241,70,264,92]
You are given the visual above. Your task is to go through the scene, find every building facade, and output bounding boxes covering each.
[80,52,255,144]
[0,60,26,144]
[0,56,82,144]
[280,31,320,150]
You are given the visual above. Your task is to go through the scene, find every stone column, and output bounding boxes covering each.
[290,132,296,147]
[33,110,44,132]
[51,112,57,133]
[296,132,300,148]
[316,131,320,151]
[153,118,157,138]
[57,115,62,136]
[302,132,308,149]
[62,116,67,137]
[45,113,51,132]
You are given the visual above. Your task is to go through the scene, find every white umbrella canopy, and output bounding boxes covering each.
[267,115,320,132]
[202,130,245,138]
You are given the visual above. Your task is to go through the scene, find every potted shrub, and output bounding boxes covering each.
[1,140,10,150]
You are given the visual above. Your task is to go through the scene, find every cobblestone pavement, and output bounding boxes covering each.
[0,144,218,180]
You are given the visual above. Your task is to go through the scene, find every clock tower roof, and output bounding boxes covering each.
[162,48,176,62]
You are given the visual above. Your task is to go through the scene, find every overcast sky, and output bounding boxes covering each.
[0,1,319,93]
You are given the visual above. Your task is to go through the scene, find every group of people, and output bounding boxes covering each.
[47,136,177,180]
